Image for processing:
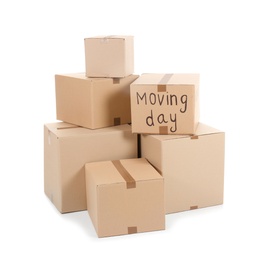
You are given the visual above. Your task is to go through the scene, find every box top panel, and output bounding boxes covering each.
[55,73,138,82]
[85,158,163,187]
[55,73,114,82]
[85,35,133,40]
[145,123,224,141]
[131,73,199,86]
[45,122,133,138]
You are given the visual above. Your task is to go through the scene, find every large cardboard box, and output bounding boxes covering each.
[141,123,225,214]
[44,122,138,213]
[85,158,165,238]
[130,73,200,135]
[55,73,139,129]
[84,36,134,78]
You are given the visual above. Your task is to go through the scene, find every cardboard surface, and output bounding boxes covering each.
[44,122,138,213]
[130,73,199,135]
[85,35,134,78]
[141,123,225,214]
[55,73,139,129]
[85,158,165,237]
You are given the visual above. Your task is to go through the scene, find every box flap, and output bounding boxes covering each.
[119,158,162,182]
[85,35,133,40]
[86,161,125,187]
[132,73,199,86]
[55,73,113,82]
[44,122,133,138]
[85,158,162,188]
[194,123,224,135]
[145,123,223,141]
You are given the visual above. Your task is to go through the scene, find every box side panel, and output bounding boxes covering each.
[163,133,225,214]
[84,38,89,77]
[116,39,125,76]
[89,158,165,237]
[92,75,139,129]
[44,125,62,212]
[141,135,163,174]
[124,36,134,76]
[97,179,165,237]
[85,38,128,77]
[194,81,200,132]
[126,179,165,233]
[55,75,92,128]
[97,183,127,237]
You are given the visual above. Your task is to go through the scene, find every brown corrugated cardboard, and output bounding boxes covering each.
[141,123,225,214]
[85,35,134,78]
[55,73,139,129]
[85,158,165,237]
[130,73,199,135]
[44,122,138,213]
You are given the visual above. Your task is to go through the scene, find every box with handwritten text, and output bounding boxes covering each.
[130,73,200,135]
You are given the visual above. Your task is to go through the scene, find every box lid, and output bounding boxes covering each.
[131,73,199,86]
[146,123,224,141]
[55,73,112,82]
[85,35,133,40]
[86,158,163,187]
[45,122,132,138]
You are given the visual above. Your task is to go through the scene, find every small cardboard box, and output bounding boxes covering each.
[44,122,138,213]
[84,36,134,78]
[141,123,225,214]
[130,73,200,135]
[55,73,139,129]
[85,158,165,238]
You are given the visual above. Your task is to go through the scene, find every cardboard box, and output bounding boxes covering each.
[84,36,134,78]
[130,73,200,134]
[55,73,139,129]
[44,122,138,213]
[141,123,225,214]
[85,158,165,237]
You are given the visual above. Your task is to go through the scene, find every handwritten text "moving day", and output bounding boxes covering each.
[136,92,189,133]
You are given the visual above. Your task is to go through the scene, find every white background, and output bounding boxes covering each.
[1,0,262,259]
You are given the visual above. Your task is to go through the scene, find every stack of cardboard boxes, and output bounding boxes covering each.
[44,35,225,238]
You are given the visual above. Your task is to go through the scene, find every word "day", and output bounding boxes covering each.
[146,110,178,132]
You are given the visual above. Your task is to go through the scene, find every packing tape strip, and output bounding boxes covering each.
[157,84,166,92]
[128,226,137,234]
[157,74,174,133]
[190,135,199,140]
[113,78,120,84]
[157,73,173,92]
[104,35,117,39]
[190,205,198,210]
[159,126,168,134]
[112,160,136,189]
[101,35,118,43]
[114,117,121,126]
